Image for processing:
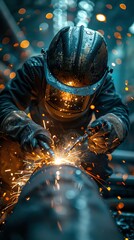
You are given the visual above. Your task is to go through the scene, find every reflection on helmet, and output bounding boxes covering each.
[44,26,109,121]
[45,85,90,113]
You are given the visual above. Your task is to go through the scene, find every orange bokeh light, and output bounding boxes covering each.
[13,42,19,47]
[20,40,30,48]
[18,8,26,14]
[46,13,53,19]
[90,105,95,110]
[96,14,106,22]
[4,69,10,76]
[0,84,5,90]
[106,4,112,9]
[2,37,10,44]
[117,202,124,209]
[3,54,10,61]
[119,4,126,10]
[114,32,122,39]
[10,72,16,79]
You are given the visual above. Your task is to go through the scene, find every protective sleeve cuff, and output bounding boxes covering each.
[102,113,125,141]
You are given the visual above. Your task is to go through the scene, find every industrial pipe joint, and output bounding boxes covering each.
[1,164,123,240]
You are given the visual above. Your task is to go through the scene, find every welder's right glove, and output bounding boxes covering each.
[1,111,53,154]
[87,113,126,154]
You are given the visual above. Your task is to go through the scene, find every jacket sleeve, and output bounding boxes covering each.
[93,74,130,139]
[0,55,44,125]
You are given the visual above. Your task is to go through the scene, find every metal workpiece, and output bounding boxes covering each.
[1,164,123,240]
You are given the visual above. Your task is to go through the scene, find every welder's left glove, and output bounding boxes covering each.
[87,113,126,154]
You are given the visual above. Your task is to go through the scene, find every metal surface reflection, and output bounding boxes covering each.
[1,164,123,240]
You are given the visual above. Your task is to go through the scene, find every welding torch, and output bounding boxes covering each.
[65,119,110,155]
[65,131,91,154]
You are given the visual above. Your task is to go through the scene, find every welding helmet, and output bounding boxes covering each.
[44,26,109,121]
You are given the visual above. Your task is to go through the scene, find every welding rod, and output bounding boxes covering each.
[65,132,89,154]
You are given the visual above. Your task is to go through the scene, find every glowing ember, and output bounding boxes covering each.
[49,147,81,167]
[96,14,106,22]
[107,187,111,191]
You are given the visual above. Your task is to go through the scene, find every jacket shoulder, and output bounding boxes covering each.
[25,54,44,67]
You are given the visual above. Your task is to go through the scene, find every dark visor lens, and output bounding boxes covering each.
[46,86,90,112]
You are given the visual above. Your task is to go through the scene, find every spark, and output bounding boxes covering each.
[46,13,53,19]
[117,202,124,210]
[122,174,128,181]
[1,142,81,221]
[125,86,129,91]
[84,169,107,188]
[26,197,30,201]
[18,8,26,14]
[119,4,126,10]
[20,40,30,49]
[117,196,121,200]
[118,210,122,215]
[43,119,46,129]
[96,14,106,22]
[1,134,110,223]
[107,187,111,191]
[90,104,95,110]
[10,72,16,79]
[54,155,64,165]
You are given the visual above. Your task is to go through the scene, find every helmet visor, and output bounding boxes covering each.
[45,85,90,113]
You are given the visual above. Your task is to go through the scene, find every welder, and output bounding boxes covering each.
[0,26,129,181]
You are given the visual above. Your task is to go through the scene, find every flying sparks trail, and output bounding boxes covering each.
[0,141,83,223]
[0,135,110,224]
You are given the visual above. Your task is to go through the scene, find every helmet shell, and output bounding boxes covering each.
[47,26,108,90]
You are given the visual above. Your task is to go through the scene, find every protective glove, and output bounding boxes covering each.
[87,113,125,154]
[1,111,54,155]
[19,121,53,154]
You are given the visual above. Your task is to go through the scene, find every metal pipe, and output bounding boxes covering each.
[112,149,134,164]
[1,164,123,240]
[109,175,134,185]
